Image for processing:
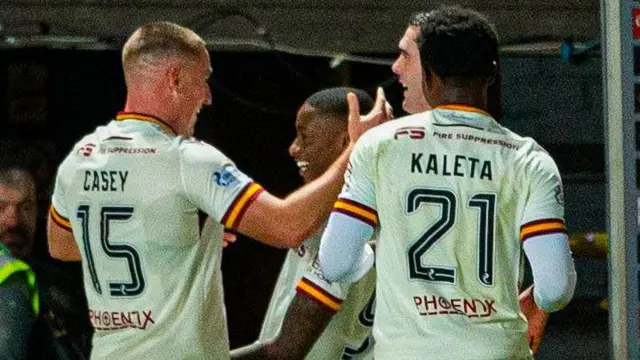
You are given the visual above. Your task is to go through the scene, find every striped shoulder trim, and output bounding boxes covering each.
[520,218,567,241]
[115,112,177,136]
[49,206,72,232]
[332,198,378,227]
[296,277,343,312]
[221,182,264,230]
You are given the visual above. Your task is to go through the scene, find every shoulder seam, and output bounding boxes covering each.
[178,143,197,206]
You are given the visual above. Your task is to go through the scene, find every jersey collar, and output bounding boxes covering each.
[434,104,491,117]
[115,112,177,136]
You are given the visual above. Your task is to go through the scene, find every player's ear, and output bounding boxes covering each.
[167,65,181,94]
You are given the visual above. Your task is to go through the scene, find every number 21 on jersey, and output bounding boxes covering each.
[406,188,496,286]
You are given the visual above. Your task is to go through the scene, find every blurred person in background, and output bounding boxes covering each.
[0,151,89,360]
[0,159,40,359]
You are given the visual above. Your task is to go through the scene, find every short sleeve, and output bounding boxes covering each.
[50,157,73,232]
[520,150,567,241]
[333,134,379,228]
[295,251,349,312]
[179,140,264,231]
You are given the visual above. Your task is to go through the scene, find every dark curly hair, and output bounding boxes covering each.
[410,6,499,82]
[305,87,373,122]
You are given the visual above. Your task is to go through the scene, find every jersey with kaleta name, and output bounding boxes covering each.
[338,106,566,360]
[258,227,376,360]
[49,114,264,360]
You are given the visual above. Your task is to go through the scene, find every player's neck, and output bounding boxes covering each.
[122,94,179,131]
[429,86,488,112]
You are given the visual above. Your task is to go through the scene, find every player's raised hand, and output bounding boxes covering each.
[347,87,394,143]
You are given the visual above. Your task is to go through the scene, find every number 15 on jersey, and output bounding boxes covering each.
[77,204,146,297]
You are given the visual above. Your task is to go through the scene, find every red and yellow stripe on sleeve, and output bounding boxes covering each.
[296,277,343,312]
[520,218,567,242]
[49,205,72,232]
[332,198,378,228]
[221,182,264,231]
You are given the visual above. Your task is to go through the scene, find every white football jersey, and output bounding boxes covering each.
[258,228,376,360]
[336,106,566,360]
[50,113,264,360]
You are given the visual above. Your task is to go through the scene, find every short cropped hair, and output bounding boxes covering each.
[410,7,499,81]
[122,21,205,71]
[305,87,374,122]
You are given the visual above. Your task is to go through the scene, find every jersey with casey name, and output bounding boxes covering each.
[258,227,376,360]
[49,113,263,360]
[335,105,566,360]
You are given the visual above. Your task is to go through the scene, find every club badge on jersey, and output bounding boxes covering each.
[212,165,240,188]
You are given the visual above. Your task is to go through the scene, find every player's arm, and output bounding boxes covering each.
[522,233,575,312]
[186,89,389,249]
[47,158,81,262]
[193,143,351,250]
[318,212,375,282]
[520,152,577,313]
[47,207,80,261]
[230,294,335,359]
[235,142,351,249]
[318,126,378,282]
[232,251,352,359]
